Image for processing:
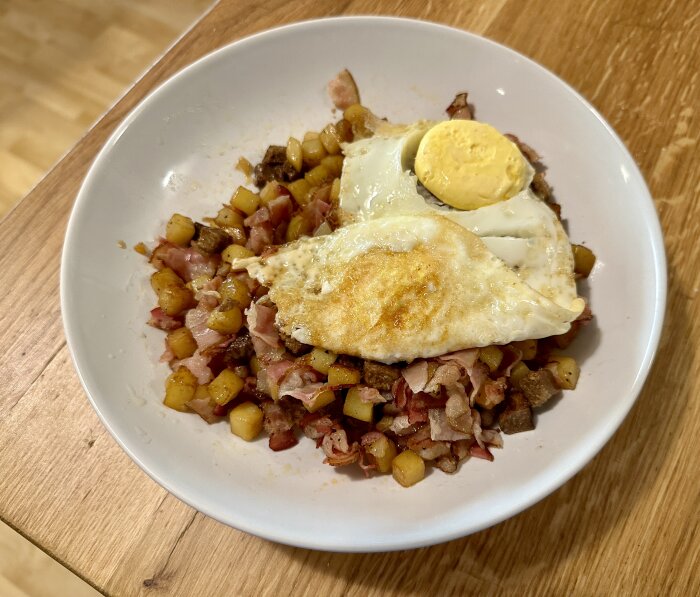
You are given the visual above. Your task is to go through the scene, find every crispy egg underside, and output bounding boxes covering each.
[233,214,584,364]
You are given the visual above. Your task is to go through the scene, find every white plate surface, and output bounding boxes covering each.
[61,17,666,551]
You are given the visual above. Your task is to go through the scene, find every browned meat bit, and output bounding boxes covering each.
[531,171,552,201]
[479,408,497,428]
[446,92,473,120]
[475,377,507,409]
[505,133,540,164]
[498,391,534,434]
[253,145,297,188]
[224,332,253,363]
[362,360,401,391]
[278,329,311,356]
[518,369,560,408]
[435,454,458,473]
[194,224,231,254]
[327,69,360,110]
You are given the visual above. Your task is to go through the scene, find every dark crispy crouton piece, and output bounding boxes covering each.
[498,392,534,434]
[224,332,253,364]
[362,360,401,390]
[253,145,297,187]
[446,92,473,120]
[518,369,560,408]
[194,225,231,254]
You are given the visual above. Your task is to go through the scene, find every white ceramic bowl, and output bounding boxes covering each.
[61,17,666,551]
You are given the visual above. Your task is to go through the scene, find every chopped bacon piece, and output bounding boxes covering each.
[444,384,472,434]
[327,68,360,110]
[406,392,445,425]
[160,339,175,363]
[402,360,429,393]
[246,222,274,255]
[466,360,490,404]
[267,195,293,226]
[388,415,418,436]
[264,359,295,387]
[438,348,479,371]
[391,377,411,410]
[185,397,220,424]
[428,409,471,442]
[148,307,182,331]
[445,92,472,120]
[480,429,504,449]
[243,207,270,228]
[247,303,281,350]
[151,241,218,281]
[303,197,331,231]
[357,386,387,404]
[301,413,334,441]
[424,362,462,393]
[185,302,224,351]
[406,426,451,461]
[173,350,213,385]
[322,429,360,467]
[280,382,325,406]
[476,377,507,409]
[360,431,386,446]
[470,444,494,461]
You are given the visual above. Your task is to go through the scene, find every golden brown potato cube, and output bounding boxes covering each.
[510,362,530,387]
[548,356,580,390]
[366,435,397,473]
[303,131,320,141]
[158,285,194,316]
[572,244,596,278]
[229,402,263,441]
[309,347,338,374]
[320,155,344,177]
[392,450,426,487]
[335,118,353,142]
[208,369,245,405]
[150,267,183,295]
[330,178,341,203]
[207,306,243,335]
[512,339,538,360]
[305,389,335,413]
[230,186,260,216]
[219,276,251,308]
[304,164,333,188]
[259,181,283,204]
[479,346,503,372]
[222,244,254,263]
[319,124,342,155]
[249,356,261,375]
[287,179,312,205]
[286,137,303,172]
[165,213,195,246]
[167,327,197,359]
[343,387,373,422]
[193,384,210,401]
[286,214,312,242]
[301,137,327,168]
[375,416,394,433]
[327,363,361,386]
[343,104,375,138]
[215,206,245,228]
[163,367,197,412]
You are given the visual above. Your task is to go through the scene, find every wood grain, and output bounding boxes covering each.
[0,1,698,595]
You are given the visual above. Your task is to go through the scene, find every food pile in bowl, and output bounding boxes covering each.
[140,70,595,487]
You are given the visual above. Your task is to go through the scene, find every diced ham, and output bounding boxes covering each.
[357,386,387,404]
[193,276,222,309]
[267,195,293,226]
[262,401,298,452]
[246,221,274,254]
[185,397,220,423]
[160,339,175,363]
[301,413,334,441]
[360,431,386,447]
[264,359,295,387]
[185,303,224,351]
[391,377,412,410]
[151,241,218,282]
[406,392,445,425]
[303,198,331,231]
[466,360,490,404]
[424,362,462,393]
[244,207,271,228]
[438,348,479,371]
[402,361,429,393]
[321,429,360,467]
[148,307,182,331]
[280,382,325,406]
[470,444,494,461]
[173,350,213,384]
[327,68,360,110]
[246,303,281,350]
[428,409,471,442]
[278,364,323,395]
[406,426,451,461]
[388,415,418,436]
[444,384,472,434]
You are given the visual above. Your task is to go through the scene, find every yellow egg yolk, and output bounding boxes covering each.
[414,120,528,210]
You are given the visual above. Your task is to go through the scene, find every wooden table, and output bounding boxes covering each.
[1,1,698,594]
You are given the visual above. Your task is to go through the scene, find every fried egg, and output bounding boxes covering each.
[338,121,583,315]
[232,214,583,364]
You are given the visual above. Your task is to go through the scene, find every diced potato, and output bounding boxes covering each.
[230,186,260,216]
[259,181,283,204]
[304,389,335,413]
[287,179,312,205]
[208,369,245,405]
[286,214,312,242]
[150,267,183,294]
[330,178,341,203]
[216,206,245,228]
[249,356,261,375]
[320,155,344,177]
[510,362,530,387]
[303,131,320,141]
[366,435,397,473]
[376,416,394,433]
[163,367,197,412]
[319,124,342,155]
[165,213,195,246]
[335,118,353,142]
[343,387,373,422]
[392,450,426,487]
[309,347,338,374]
[547,356,580,390]
[185,274,213,294]
[301,137,327,168]
[286,137,303,172]
[158,285,194,316]
[229,402,263,441]
[219,276,251,308]
[327,363,361,386]
[512,339,538,360]
[343,104,374,138]
[167,327,197,359]
[305,164,333,187]
[207,306,243,335]
[222,243,254,263]
[194,384,210,401]
[572,244,596,278]
[479,346,503,372]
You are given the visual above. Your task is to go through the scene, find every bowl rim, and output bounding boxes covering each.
[60,15,667,552]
